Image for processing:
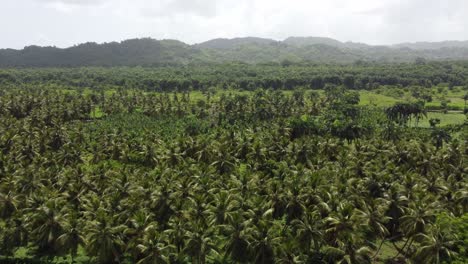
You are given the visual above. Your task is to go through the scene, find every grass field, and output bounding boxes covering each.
[418,112,466,127]
[374,85,467,110]
[357,89,466,127]
[359,90,400,107]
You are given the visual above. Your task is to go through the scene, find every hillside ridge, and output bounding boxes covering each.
[1,36,468,67]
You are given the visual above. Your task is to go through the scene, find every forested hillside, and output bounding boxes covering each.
[2,37,468,67]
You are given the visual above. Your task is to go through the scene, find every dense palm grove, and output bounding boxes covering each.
[1,61,468,92]
[0,76,467,263]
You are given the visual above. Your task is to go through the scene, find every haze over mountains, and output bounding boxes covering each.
[1,37,468,67]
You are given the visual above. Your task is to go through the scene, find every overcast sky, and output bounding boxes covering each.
[1,0,467,49]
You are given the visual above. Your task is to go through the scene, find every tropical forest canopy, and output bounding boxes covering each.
[0,59,467,264]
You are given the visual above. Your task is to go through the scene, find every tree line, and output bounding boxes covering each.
[0,62,467,92]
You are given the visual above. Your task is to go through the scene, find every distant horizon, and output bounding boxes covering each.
[3,35,468,50]
[2,1,468,49]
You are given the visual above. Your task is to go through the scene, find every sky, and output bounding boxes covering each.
[1,0,467,49]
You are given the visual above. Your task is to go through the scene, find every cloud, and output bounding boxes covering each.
[1,0,468,49]
[37,0,107,5]
[121,0,217,18]
[163,0,218,17]
[371,0,468,43]
[35,0,109,13]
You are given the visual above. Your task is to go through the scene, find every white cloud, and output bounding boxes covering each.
[150,0,218,18]
[1,0,467,49]
[36,0,107,5]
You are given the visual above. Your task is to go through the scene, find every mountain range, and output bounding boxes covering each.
[1,37,468,67]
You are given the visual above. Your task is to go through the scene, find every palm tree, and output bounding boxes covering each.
[412,225,457,264]
[431,128,451,150]
[353,199,390,258]
[85,218,125,264]
[207,190,238,226]
[276,236,304,264]
[122,210,155,260]
[325,202,357,247]
[400,201,437,237]
[56,214,85,263]
[398,200,437,257]
[0,191,18,219]
[164,219,186,256]
[0,219,28,256]
[323,245,373,264]
[136,228,172,264]
[210,147,236,174]
[324,202,374,264]
[246,219,281,264]
[221,212,250,263]
[184,228,216,264]
[291,210,323,255]
[27,200,65,256]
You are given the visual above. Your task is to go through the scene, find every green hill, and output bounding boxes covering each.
[2,36,468,67]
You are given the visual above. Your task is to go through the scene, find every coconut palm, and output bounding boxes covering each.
[412,225,458,264]
[292,210,323,255]
[136,228,172,264]
[27,200,65,255]
[56,214,85,263]
[221,212,250,263]
[85,218,125,264]
[0,191,18,219]
[183,228,216,264]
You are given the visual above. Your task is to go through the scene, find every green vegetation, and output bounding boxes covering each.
[2,37,468,67]
[0,64,467,264]
[2,62,468,94]
[421,112,466,127]
[359,90,400,107]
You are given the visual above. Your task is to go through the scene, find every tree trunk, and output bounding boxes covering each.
[372,239,385,259]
